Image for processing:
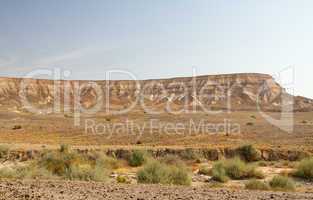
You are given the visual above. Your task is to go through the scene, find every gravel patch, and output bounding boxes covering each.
[0,180,313,200]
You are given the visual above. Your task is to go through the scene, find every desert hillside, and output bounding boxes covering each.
[0,73,312,112]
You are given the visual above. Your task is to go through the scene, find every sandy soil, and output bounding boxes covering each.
[0,180,312,200]
[1,110,313,151]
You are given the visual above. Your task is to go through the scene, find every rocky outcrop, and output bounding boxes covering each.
[0,73,312,112]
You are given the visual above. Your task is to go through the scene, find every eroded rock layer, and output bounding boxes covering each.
[0,73,311,112]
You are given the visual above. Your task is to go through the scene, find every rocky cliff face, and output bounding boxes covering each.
[0,73,311,113]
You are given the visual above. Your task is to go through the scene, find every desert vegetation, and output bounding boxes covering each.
[211,157,264,183]
[137,160,191,185]
[236,144,261,162]
[269,175,295,191]
[245,179,270,191]
[0,145,116,182]
[1,144,313,193]
[245,176,295,192]
[128,150,148,167]
[198,164,211,176]
[294,157,313,180]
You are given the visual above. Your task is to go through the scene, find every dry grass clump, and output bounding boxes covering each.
[137,161,168,184]
[211,162,229,183]
[294,157,313,180]
[94,152,120,170]
[16,163,55,179]
[245,179,270,191]
[269,175,295,191]
[137,160,191,186]
[38,146,112,181]
[0,162,55,180]
[168,165,191,185]
[212,157,264,183]
[245,176,295,192]
[0,167,18,179]
[38,149,81,177]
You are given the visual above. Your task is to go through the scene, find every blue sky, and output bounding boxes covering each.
[0,0,313,98]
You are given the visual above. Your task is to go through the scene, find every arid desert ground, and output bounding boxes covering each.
[0,75,313,199]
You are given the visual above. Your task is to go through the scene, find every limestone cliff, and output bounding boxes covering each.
[0,73,311,113]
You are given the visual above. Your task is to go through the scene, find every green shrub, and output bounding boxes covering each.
[128,150,147,167]
[245,179,269,190]
[224,158,263,179]
[211,162,229,183]
[69,162,108,182]
[294,157,313,180]
[168,165,191,186]
[269,175,295,191]
[92,161,109,182]
[70,164,94,181]
[237,145,261,162]
[211,158,264,182]
[224,158,248,179]
[137,161,169,184]
[137,160,191,185]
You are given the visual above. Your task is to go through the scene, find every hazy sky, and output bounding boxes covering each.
[0,0,312,98]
